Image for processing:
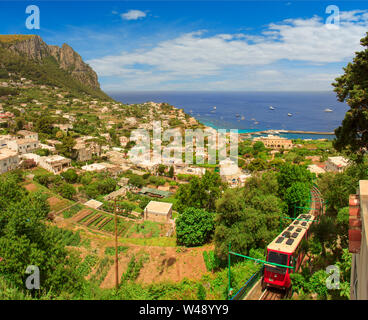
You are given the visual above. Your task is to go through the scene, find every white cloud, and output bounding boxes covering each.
[88,10,368,91]
[121,10,147,21]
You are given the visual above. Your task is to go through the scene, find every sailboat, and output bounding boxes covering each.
[269,106,275,110]
[288,113,292,117]
[324,108,333,112]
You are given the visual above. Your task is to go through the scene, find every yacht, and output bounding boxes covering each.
[288,113,292,117]
[324,108,333,112]
[241,116,245,120]
[269,106,275,110]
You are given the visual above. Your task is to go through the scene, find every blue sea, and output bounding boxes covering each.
[108,91,349,140]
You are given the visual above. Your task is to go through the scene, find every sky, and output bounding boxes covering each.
[1,1,368,92]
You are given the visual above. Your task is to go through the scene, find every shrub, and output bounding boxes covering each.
[176,207,214,247]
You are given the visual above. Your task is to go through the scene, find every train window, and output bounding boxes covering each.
[296,228,302,232]
[266,251,288,274]
[287,226,294,231]
[294,221,299,225]
[301,222,307,226]
[282,231,291,238]
[276,237,284,244]
[291,232,298,238]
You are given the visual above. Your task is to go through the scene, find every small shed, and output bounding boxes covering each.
[144,201,173,223]
[84,199,103,210]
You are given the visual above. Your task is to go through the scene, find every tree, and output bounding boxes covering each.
[157,164,167,176]
[56,135,76,159]
[175,170,224,213]
[214,186,282,261]
[0,183,83,296]
[284,182,311,217]
[277,163,313,196]
[310,216,337,257]
[61,169,78,184]
[332,32,368,160]
[317,172,356,216]
[35,116,53,135]
[168,166,174,178]
[57,183,76,200]
[176,207,214,247]
[128,175,145,188]
[252,141,266,154]
[247,158,268,172]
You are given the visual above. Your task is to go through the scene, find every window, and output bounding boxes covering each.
[266,251,289,274]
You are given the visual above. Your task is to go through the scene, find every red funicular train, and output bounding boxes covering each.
[261,213,315,296]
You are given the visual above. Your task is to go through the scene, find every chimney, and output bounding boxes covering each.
[349,194,362,253]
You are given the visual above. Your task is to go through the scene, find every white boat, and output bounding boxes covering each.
[213,106,216,110]
[269,106,275,110]
[241,116,245,120]
[288,113,292,117]
[324,108,333,112]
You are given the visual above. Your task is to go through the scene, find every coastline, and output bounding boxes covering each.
[200,119,335,140]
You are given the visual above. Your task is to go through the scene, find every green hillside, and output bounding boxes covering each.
[0,42,111,101]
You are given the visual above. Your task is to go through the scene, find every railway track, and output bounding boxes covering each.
[255,185,325,301]
[259,287,285,300]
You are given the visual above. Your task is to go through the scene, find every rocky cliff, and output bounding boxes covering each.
[1,35,100,90]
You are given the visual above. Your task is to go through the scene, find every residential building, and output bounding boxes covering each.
[307,164,326,175]
[219,158,249,187]
[103,188,126,201]
[17,130,38,141]
[53,124,73,133]
[325,156,350,173]
[144,201,173,223]
[349,180,368,300]
[7,138,39,154]
[38,155,71,174]
[253,135,293,150]
[0,148,19,174]
[73,137,101,162]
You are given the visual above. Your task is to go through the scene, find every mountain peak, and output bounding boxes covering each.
[0,34,100,90]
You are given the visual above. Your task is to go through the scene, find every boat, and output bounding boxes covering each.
[241,116,245,120]
[324,108,333,112]
[269,106,275,110]
[288,113,292,117]
[254,121,259,125]
[236,114,241,118]
[213,106,216,110]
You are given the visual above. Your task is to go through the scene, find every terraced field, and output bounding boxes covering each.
[71,208,133,236]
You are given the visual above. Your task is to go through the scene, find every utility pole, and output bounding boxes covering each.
[114,199,119,291]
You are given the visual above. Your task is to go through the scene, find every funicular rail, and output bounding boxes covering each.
[241,185,325,301]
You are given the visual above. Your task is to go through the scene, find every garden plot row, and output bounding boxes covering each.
[73,209,132,236]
